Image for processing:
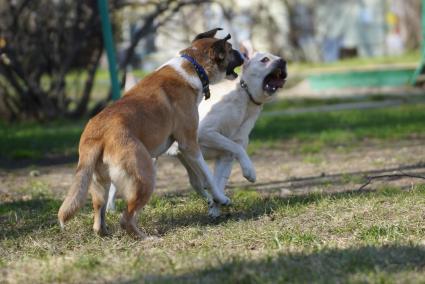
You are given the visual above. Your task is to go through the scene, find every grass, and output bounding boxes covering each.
[1,100,425,162]
[262,94,394,112]
[2,96,425,282]
[0,120,84,160]
[2,183,425,283]
[249,103,425,155]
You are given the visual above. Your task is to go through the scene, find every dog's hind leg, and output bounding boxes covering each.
[106,184,117,212]
[90,173,111,236]
[106,158,157,213]
[207,155,234,218]
[214,155,234,192]
[111,139,155,239]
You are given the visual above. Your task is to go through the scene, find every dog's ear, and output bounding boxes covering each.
[192,28,223,42]
[210,34,231,61]
[239,40,255,60]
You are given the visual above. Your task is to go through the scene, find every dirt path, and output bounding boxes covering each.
[1,139,424,202]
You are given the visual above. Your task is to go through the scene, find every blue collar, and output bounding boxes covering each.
[181,54,211,100]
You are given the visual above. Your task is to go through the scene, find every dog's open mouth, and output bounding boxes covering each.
[226,68,239,80]
[263,66,287,94]
[225,50,244,80]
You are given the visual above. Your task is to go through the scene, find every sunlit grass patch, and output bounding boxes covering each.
[2,184,425,283]
[0,120,84,161]
[250,104,425,154]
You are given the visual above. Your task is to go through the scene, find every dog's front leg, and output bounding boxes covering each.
[199,131,256,183]
[178,152,225,218]
[177,152,213,202]
[178,144,231,206]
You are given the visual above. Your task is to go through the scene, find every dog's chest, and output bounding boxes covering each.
[224,103,260,139]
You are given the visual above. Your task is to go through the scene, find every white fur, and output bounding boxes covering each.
[107,159,158,212]
[106,184,117,211]
[158,57,204,105]
[195,51,284,216]
[108,165,132,201]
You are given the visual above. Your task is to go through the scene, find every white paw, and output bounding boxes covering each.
[213,194,231,206]
[59,220,65,230]
[208,204,221,218]
[242,165,256,183]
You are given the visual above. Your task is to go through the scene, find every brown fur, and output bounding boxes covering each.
[58,30,241,238]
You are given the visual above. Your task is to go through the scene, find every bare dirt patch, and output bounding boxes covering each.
[1,139,424,201]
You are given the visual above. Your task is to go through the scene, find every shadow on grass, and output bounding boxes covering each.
[147,186,404,236]
[141,244,425,283]
[0,197,62,240]
[0,185,387,241]
[0,182,419,241]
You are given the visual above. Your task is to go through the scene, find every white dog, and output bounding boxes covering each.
[107,47,287,217]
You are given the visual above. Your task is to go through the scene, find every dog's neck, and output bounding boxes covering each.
[158,57,204,104]
[240,80,262,106]
[181,54,211,100]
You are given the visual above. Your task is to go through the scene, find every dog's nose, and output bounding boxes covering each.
[277,58,287,68]
[276,58,287,78]
[233,49,244,64]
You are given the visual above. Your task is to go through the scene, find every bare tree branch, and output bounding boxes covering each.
[91,0,211,113]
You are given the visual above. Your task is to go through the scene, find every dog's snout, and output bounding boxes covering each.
[233,49,244,65]
[277,58,287,68]
[225,49,245,80]
[276,58,287,78]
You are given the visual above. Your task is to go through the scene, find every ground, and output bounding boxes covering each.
[1,95,425,283]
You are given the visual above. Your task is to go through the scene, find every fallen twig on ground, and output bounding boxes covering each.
[359,171,425,190]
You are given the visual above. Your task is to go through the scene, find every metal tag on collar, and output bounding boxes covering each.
[203,86,211,100]
[240,80,248,89]
[240,80,262,105]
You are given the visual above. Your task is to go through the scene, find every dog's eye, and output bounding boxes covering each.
[261,57,270,63]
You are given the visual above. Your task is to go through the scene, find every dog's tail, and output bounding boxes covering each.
[58,143,102,228]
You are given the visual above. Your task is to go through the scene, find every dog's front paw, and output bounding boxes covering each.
[242,166,256,183]
[213,195,231,206]
[208,203,221,218]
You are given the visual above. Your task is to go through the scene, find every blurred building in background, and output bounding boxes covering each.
[117,0,421,71]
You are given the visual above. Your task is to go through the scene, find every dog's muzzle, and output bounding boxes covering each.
[226,50,244,80]
[263,58,287,94]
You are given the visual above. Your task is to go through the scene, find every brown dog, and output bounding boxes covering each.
[57,28,244,238]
